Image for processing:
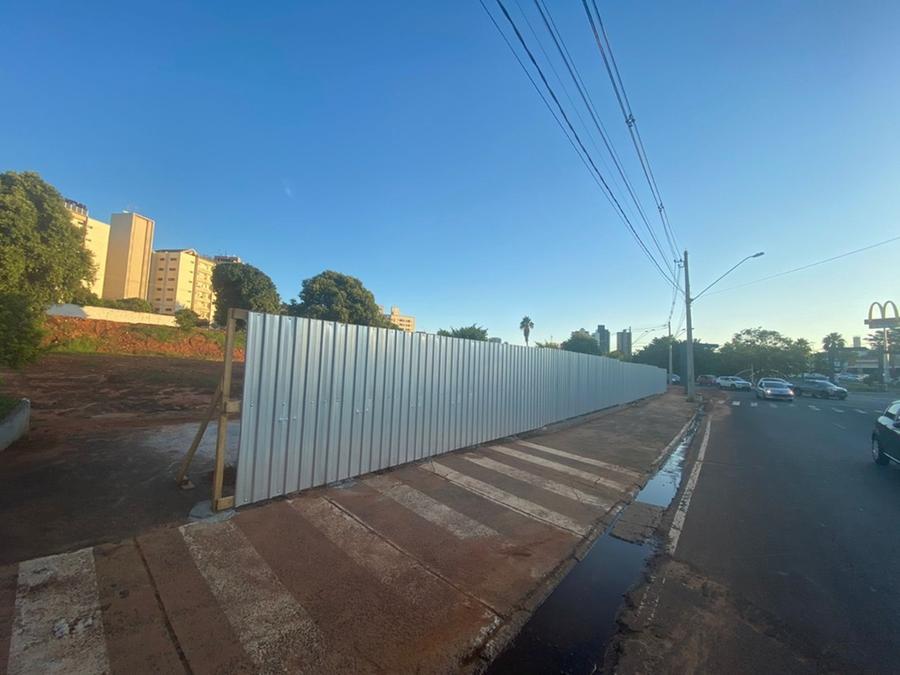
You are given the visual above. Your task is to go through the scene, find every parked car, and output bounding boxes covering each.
[872,401,900,466]
[670,374,681,384]
[756,378,795,401]
[697,374,717,386]
[716,376,752,391]
[793,379,848,399]
[835,372,867,384]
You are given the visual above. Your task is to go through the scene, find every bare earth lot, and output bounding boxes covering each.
[0,353,243,565]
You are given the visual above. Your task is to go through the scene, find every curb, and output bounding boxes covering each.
[0,399,30,452]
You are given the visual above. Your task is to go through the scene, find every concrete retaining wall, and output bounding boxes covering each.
[48,304,177,327]
[0,399,30,451]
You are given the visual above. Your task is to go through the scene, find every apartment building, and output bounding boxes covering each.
[149,249,216,321]
[64,199,110,296]
[616,328,633,357]
[104,211,155,300]
[384,306,416,332]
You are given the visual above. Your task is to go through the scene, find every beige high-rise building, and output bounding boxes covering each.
[149,249,217,322]
[104,211,155,300]
[64,199,110,296]
[385,306,416,332]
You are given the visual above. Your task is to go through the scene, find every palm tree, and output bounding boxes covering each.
[822,332,845,374]
[519,316,534,346]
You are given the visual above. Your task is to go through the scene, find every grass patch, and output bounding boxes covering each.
[53,335,101,353]
[129,325,181,342]
[203,328,247,350]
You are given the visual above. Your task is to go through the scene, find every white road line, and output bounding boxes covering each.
[808,405,821,411]
[667,419,712,555]
[489,445,630,493]
[855,409,869,414]
[8,548,110,675]
[516,440,641,480]
[180,520,322,671]
[832,408,844,414]
[833,423,847,430]
[873,409,884,414]
[750,402,758,407]
[769,403,777,408]
[464,454,611,509]
[420,462,588,536]
[731,401,741,406]
[364,474,497,539]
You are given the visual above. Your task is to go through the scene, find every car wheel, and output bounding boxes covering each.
[873,438,890,466]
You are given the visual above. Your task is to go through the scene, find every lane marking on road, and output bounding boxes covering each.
[421,461,588,536]
[516,440,641,480]
[769,403,777,408]
[808,405,821,411]
[667,419,712,556]
[180,520,323,671]
[8,547,111,675]
[489,445,630,492]
[364,474,498,539]
[731,401,741,407]
[855,409,869,414]
[832,408,845,414]
[463,454,611,509]
[833,423,847,430]
[750,402,758,407]
[873,409,884,414]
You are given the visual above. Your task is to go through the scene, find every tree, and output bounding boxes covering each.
[0,171,93,367]
[535,340,559,349]
[286,270,396,328]
[519,316,534,346]
[718,327,810,378]
[0,293,45,368]
[175,308,201,330]
[113,297,154,313]
[561,329,600,355]
[212,262,282,326]
[0,171,93,307]
[821,332,845,375]
[866,329,900,380]
[437,325,488,341]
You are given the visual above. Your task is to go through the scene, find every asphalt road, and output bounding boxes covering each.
[635,388,900,671]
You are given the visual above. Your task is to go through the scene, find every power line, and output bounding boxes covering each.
[531,0,675,282]
[484,0,678,289]
[702,234,900,297]
[582,0,680,259]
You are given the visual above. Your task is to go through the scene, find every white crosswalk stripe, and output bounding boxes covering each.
[515,440,641,480]
[832,408,844,414]
[488,445,630,492]
[731,401,741,407]
[769,403,777,408]
[750,402,758,407]
[808,405,821,411]
[420,461,588,536]
[855,409,869,414]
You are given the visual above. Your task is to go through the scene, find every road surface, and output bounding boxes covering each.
[612,389,900,673]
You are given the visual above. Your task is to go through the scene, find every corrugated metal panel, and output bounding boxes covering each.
[235,313,666,507]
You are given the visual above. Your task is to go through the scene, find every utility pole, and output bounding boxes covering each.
[684,250,696,402]
[667,320,673,386]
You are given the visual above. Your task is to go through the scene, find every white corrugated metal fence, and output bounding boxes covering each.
[235,312,665,507]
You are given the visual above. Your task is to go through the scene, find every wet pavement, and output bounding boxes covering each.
[0,393,696,673]
[487,421,699,674]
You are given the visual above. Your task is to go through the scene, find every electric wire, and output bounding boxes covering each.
[485,0,678,289]
[702,234,900,297]
[582,0,680,259]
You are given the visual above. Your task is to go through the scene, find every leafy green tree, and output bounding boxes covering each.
[0,293,45,368]
[535,340,559,349]
[286,270,395,328]
[437,325,489,341]
[519,316,534,346]
[175,308,201,330]
[561,329,600,355]
[0,171,93,307]
[718,327,810,378]
[212,262,282,326]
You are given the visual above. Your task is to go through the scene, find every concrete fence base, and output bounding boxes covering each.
[0,399,30,451]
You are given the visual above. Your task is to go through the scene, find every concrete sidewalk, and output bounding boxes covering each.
[0,392,694,674]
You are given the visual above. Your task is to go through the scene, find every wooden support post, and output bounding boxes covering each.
[212,308,242,512]
[175,381,222,486]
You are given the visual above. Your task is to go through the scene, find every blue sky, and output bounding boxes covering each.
[2,1,898,348]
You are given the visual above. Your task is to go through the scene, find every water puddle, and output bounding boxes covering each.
[487,420,699,674]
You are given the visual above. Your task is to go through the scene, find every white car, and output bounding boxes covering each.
[755,378,795,401]
[835,372,867,383]
[716,376,752,391]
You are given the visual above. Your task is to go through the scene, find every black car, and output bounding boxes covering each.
[793,379,848,400]
[872,401,900,466]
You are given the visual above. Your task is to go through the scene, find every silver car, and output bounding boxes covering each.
[756,378,795,401]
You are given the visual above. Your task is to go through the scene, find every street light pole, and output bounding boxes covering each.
[682,249,765,403]
[684,250,696,401]
[668,320,673,386]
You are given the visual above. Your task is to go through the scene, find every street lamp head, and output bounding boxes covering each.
[752,251,765,258]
